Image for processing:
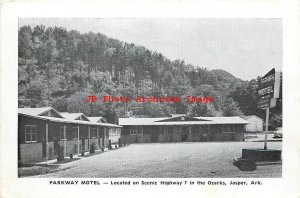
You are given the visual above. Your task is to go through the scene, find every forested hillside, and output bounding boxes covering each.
[18,25,282,127]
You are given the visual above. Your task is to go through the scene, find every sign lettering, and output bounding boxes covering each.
[257,68,280,109]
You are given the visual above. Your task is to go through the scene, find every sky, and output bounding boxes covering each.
[19,18,282,81]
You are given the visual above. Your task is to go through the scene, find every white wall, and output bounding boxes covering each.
[245,117,263,132]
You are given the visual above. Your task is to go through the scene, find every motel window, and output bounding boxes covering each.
[91,128,97,138]
[25,125,37,143]
[104,128,108,137]
[134,127,138,135]
[130,127,136,135]
[230,125,235,132]
[163,126,170,134]
[235,126,239,132]
[166,126,173,134]
[214,125,219,132]
[221,125,226,132]
[159,126,163,133]
[137,126,143,135]
[130,127,143,135]
[99,129,104,138]
[198,126,202,132]
[239,125,244,132]
[163,126,167,134]
[110,129,114,136]
[60,126,67,140]
[133,127,136,135]
[73,127,79,139]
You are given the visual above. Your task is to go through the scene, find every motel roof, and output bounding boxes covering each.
[18,107,64,118]
[18,107,51,116]
[119,116,248,126]
[18,107,122,128]
[88,117,106,123]
[195,117,249,124]
[241,115,263,121]
[60,112,90,121]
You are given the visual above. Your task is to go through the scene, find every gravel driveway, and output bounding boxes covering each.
[33,141,282,178]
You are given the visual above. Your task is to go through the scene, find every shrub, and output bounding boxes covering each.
[90,142,95,154]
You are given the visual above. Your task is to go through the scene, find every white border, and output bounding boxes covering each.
[1,1,300,197]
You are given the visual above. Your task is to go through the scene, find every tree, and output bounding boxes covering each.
[18,25,280,121]
[221,98,243,116]
[189,103,219,117]
[89,71,115,94]
[18,26,33,64]
[129,102,174,118]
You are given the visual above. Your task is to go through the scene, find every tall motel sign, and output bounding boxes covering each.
[257,68,281,149]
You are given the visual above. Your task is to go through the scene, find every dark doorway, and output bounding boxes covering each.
[181,126,189,141]
[151,127,158,142]
[42,138,46,158]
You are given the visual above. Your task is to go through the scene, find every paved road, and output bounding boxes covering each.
[34,141,282,178]
[245,133,282,142]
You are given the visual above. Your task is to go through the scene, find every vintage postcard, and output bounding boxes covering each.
[1,1,300,198]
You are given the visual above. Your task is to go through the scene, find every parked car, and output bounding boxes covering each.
[273,127,283,138]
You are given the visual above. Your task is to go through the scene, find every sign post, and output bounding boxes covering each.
[264,108,269,149]
[257,68,280,150]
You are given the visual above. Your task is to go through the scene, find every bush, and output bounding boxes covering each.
[90,143,95,154]
[57,145,64,162]
[108,140,112,150]
[57,155,64,162]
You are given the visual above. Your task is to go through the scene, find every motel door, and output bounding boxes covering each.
[151,135,158,143]
[181,126,189,141]
[42,136,46,158]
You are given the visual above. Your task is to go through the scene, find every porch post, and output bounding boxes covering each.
[208,125,211,141]
[88,126,91,150]
[77,126,80,155]
[63,125,66,157]
[103,127,105,148]
[46,122,48,164]
[97,127,99,147]
[104,127,107,148]
[199,125,201,136]
[141,126,143,143]
[188,126,192,141]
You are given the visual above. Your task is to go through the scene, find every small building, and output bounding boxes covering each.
[18,107,122,164]
[87,116,121,145]
[119,115,248,144]
[241,115,263,132]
